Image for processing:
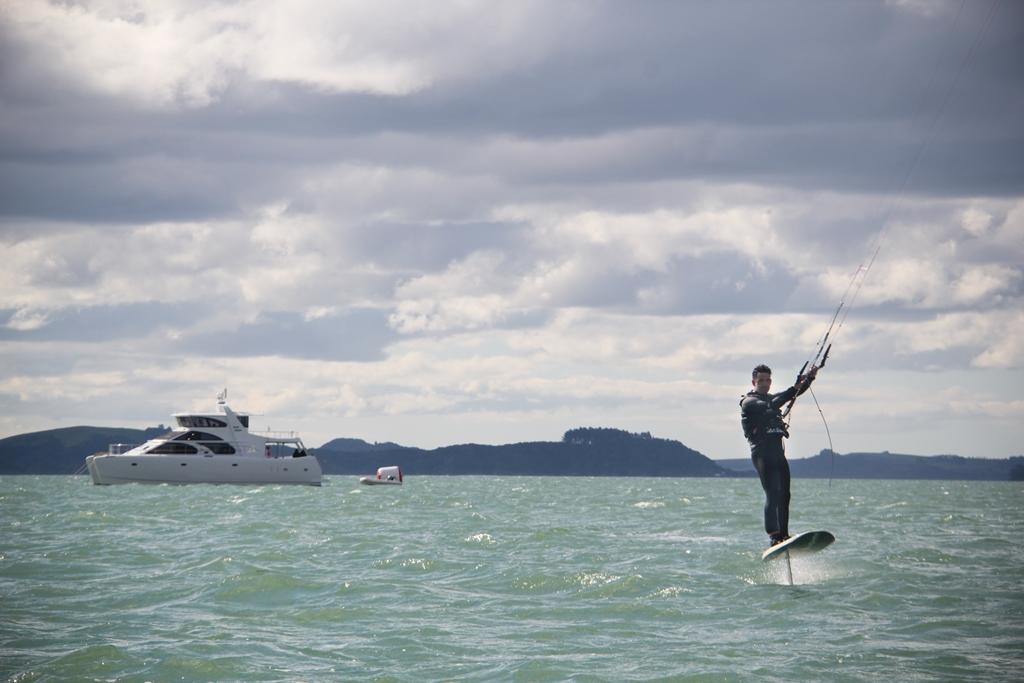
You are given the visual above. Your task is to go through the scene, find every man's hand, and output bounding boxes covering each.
[798,365,819,387]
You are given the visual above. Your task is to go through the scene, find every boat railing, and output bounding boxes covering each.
[255,430,300,440]
[108,443,139,455]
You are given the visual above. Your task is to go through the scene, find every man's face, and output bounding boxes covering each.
[753,371,772,394]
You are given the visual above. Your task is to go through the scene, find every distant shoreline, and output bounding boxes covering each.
[2,425,1021,481]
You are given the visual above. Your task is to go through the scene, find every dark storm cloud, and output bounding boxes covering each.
[1,1,1021,229]
[549,266,662,310]
[341,221,532,271]
[0,302,406,364]
[0,303,203,342]
[177,308,398,361]
[200,2,1017,140]
[0,158,243,223]
[644,253,804,316]
[0,348,79,377]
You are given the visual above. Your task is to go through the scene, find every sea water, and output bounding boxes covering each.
[1,475,1021,682]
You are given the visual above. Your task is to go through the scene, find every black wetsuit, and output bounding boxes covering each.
[740,378,813,541]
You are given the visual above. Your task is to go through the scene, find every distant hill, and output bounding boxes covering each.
[318,437,406,453]
[717,449,1024,481]
[0,425,727,477]
[2,425,1020,480]
[0,426,168,474]
[313,427,729,477]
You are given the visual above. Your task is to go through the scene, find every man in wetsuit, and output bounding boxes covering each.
[740,363,817,547]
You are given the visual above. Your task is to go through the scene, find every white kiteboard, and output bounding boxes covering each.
[761,530,835,562]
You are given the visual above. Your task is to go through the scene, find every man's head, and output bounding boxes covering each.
[752,364,772,393]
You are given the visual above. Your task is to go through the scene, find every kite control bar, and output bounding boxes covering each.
[781,343,830,420]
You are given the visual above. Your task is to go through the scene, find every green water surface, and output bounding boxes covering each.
[1,475,1021,681]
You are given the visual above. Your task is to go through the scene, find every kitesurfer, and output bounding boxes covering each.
[740,363,818,547]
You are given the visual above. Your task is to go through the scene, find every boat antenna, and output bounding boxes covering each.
[217,388,228,404]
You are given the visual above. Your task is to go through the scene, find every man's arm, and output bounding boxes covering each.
[740,396,764,442]
[770,365,818,408]
[770,385,797,409]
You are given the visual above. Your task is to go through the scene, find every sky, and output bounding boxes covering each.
[0,0,1022,460]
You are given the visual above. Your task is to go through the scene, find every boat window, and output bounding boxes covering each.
[147,442,199,455]
[237,415,249,428]
[174,431,223,442]
[176,416,228,428]
[203,443,236,454]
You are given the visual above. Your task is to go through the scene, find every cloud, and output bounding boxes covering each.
[2,0,252,108]
[960,206,994,237]
[951,264,1021,304]
[821,258,1022,310]
[1,2,1022,457]
[0,0,572,107]
[0,302,200,342]
[178,307,398,361]
[3,2,1021,207]
[4,307,49,332]
[970,311,1024,369]
[885,0,961,18]
[389,251,530,333]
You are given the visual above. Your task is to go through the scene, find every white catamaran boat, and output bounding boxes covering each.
[85,393,322,486]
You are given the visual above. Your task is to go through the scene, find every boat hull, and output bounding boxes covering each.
[86,453,322,486]
[359,477,402,485]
